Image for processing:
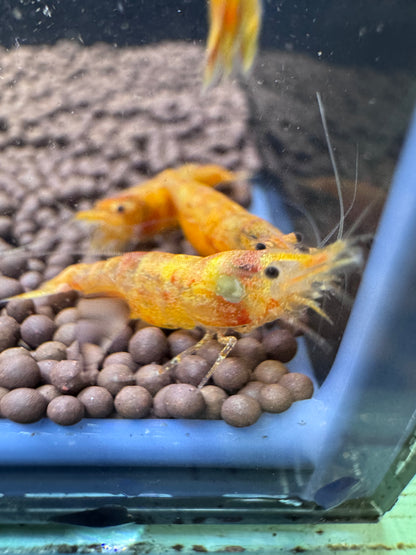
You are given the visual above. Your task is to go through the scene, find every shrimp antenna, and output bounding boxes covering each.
[319,144,360,246]
[316,92,345,242]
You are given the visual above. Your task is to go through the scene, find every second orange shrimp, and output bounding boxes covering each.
[75,163,238,251]
[76,163,300,255]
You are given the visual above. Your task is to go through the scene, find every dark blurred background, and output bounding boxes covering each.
[1,0,415,70]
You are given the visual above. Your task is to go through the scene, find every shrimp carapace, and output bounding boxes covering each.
[75,163,239,251]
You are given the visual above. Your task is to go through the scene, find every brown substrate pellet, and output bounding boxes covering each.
[20,314,57,349]
[37,384,60,403]
[230,337,266,368]
[77,386,114,418]
[33,341,67,362]
[128,327,169,365]
[163,384,206,419]
[47,395,85,426]
[174,355,210,387]
[0,315,20,351]
[258,384,294,414]
[114,386,152,419]
[0,354,40,389]
[221,395,262,427]
[251,360,289,384]
[212,358,251,393]
[262,329,298,363]
[5,298,35,323]
[238,381,265,401]
[0,277,23,299]
[50,360,94,394]
[103,352,137,372]
[96,363,136,396]
[278,372,314,401]
[200,385,228,420]
[167,330,198,357]
[134,363,171,396]
[0,388,47,423]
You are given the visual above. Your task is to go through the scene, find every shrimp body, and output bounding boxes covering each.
[11,241,361,333]
[75,164,238,251]
[166,178,299,255]
[204,0,262,87]
[76,162,299,256]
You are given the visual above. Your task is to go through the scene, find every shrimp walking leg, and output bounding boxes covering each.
[161,330,238,388]
[197,332,238,388]
[161,331,215,374]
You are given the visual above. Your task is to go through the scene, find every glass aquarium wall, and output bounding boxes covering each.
[0,0,415,524]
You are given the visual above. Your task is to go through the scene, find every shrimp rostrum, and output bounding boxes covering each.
[7,239,362,387]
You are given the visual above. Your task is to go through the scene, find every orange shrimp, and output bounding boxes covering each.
[76,164,300,255]
[75,163,238,251]
[204,0,262,87]
[8,241,361,386]
[166,177,299,255]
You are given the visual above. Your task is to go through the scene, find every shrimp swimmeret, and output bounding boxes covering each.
[7,242,362,387]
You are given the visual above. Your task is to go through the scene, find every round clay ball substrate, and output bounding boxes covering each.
[258,383,294,413]
[5,298,35,323]
[200,385,228,419]
[103,352,137,372]
[33,340,67,362]
[238,380,265,401]
[0,315,20,351]
[114,385,152,419]
[152,384,175,418]
[230,337,266,368]
[212,357,251,392]
[221,394,262,427]
[0,354,41,389]
[78,386,114,418]
[47,395,85,426]
[278,372,314,401]
[252,360,288,384]
[50,360,88,394]
[0,388,47,423]
[128,326,169,365]
[174,355,210,387]
[163,384,206,419]
[96,363,135,396]
[262,329,298,363]
[167,330,198,357]
[134,363,171,396]
[37,384,60,403]
[20,314,57,349]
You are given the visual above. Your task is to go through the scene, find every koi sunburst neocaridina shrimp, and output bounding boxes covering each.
[75,163,238,251]
[166,177,299,255]
[7,241,361,386]
[76,163,300,255]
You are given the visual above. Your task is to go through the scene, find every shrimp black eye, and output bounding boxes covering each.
[294,232,303,243]
[116,204,125,213]
[255,242,267,250]
[264,266,280,279]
